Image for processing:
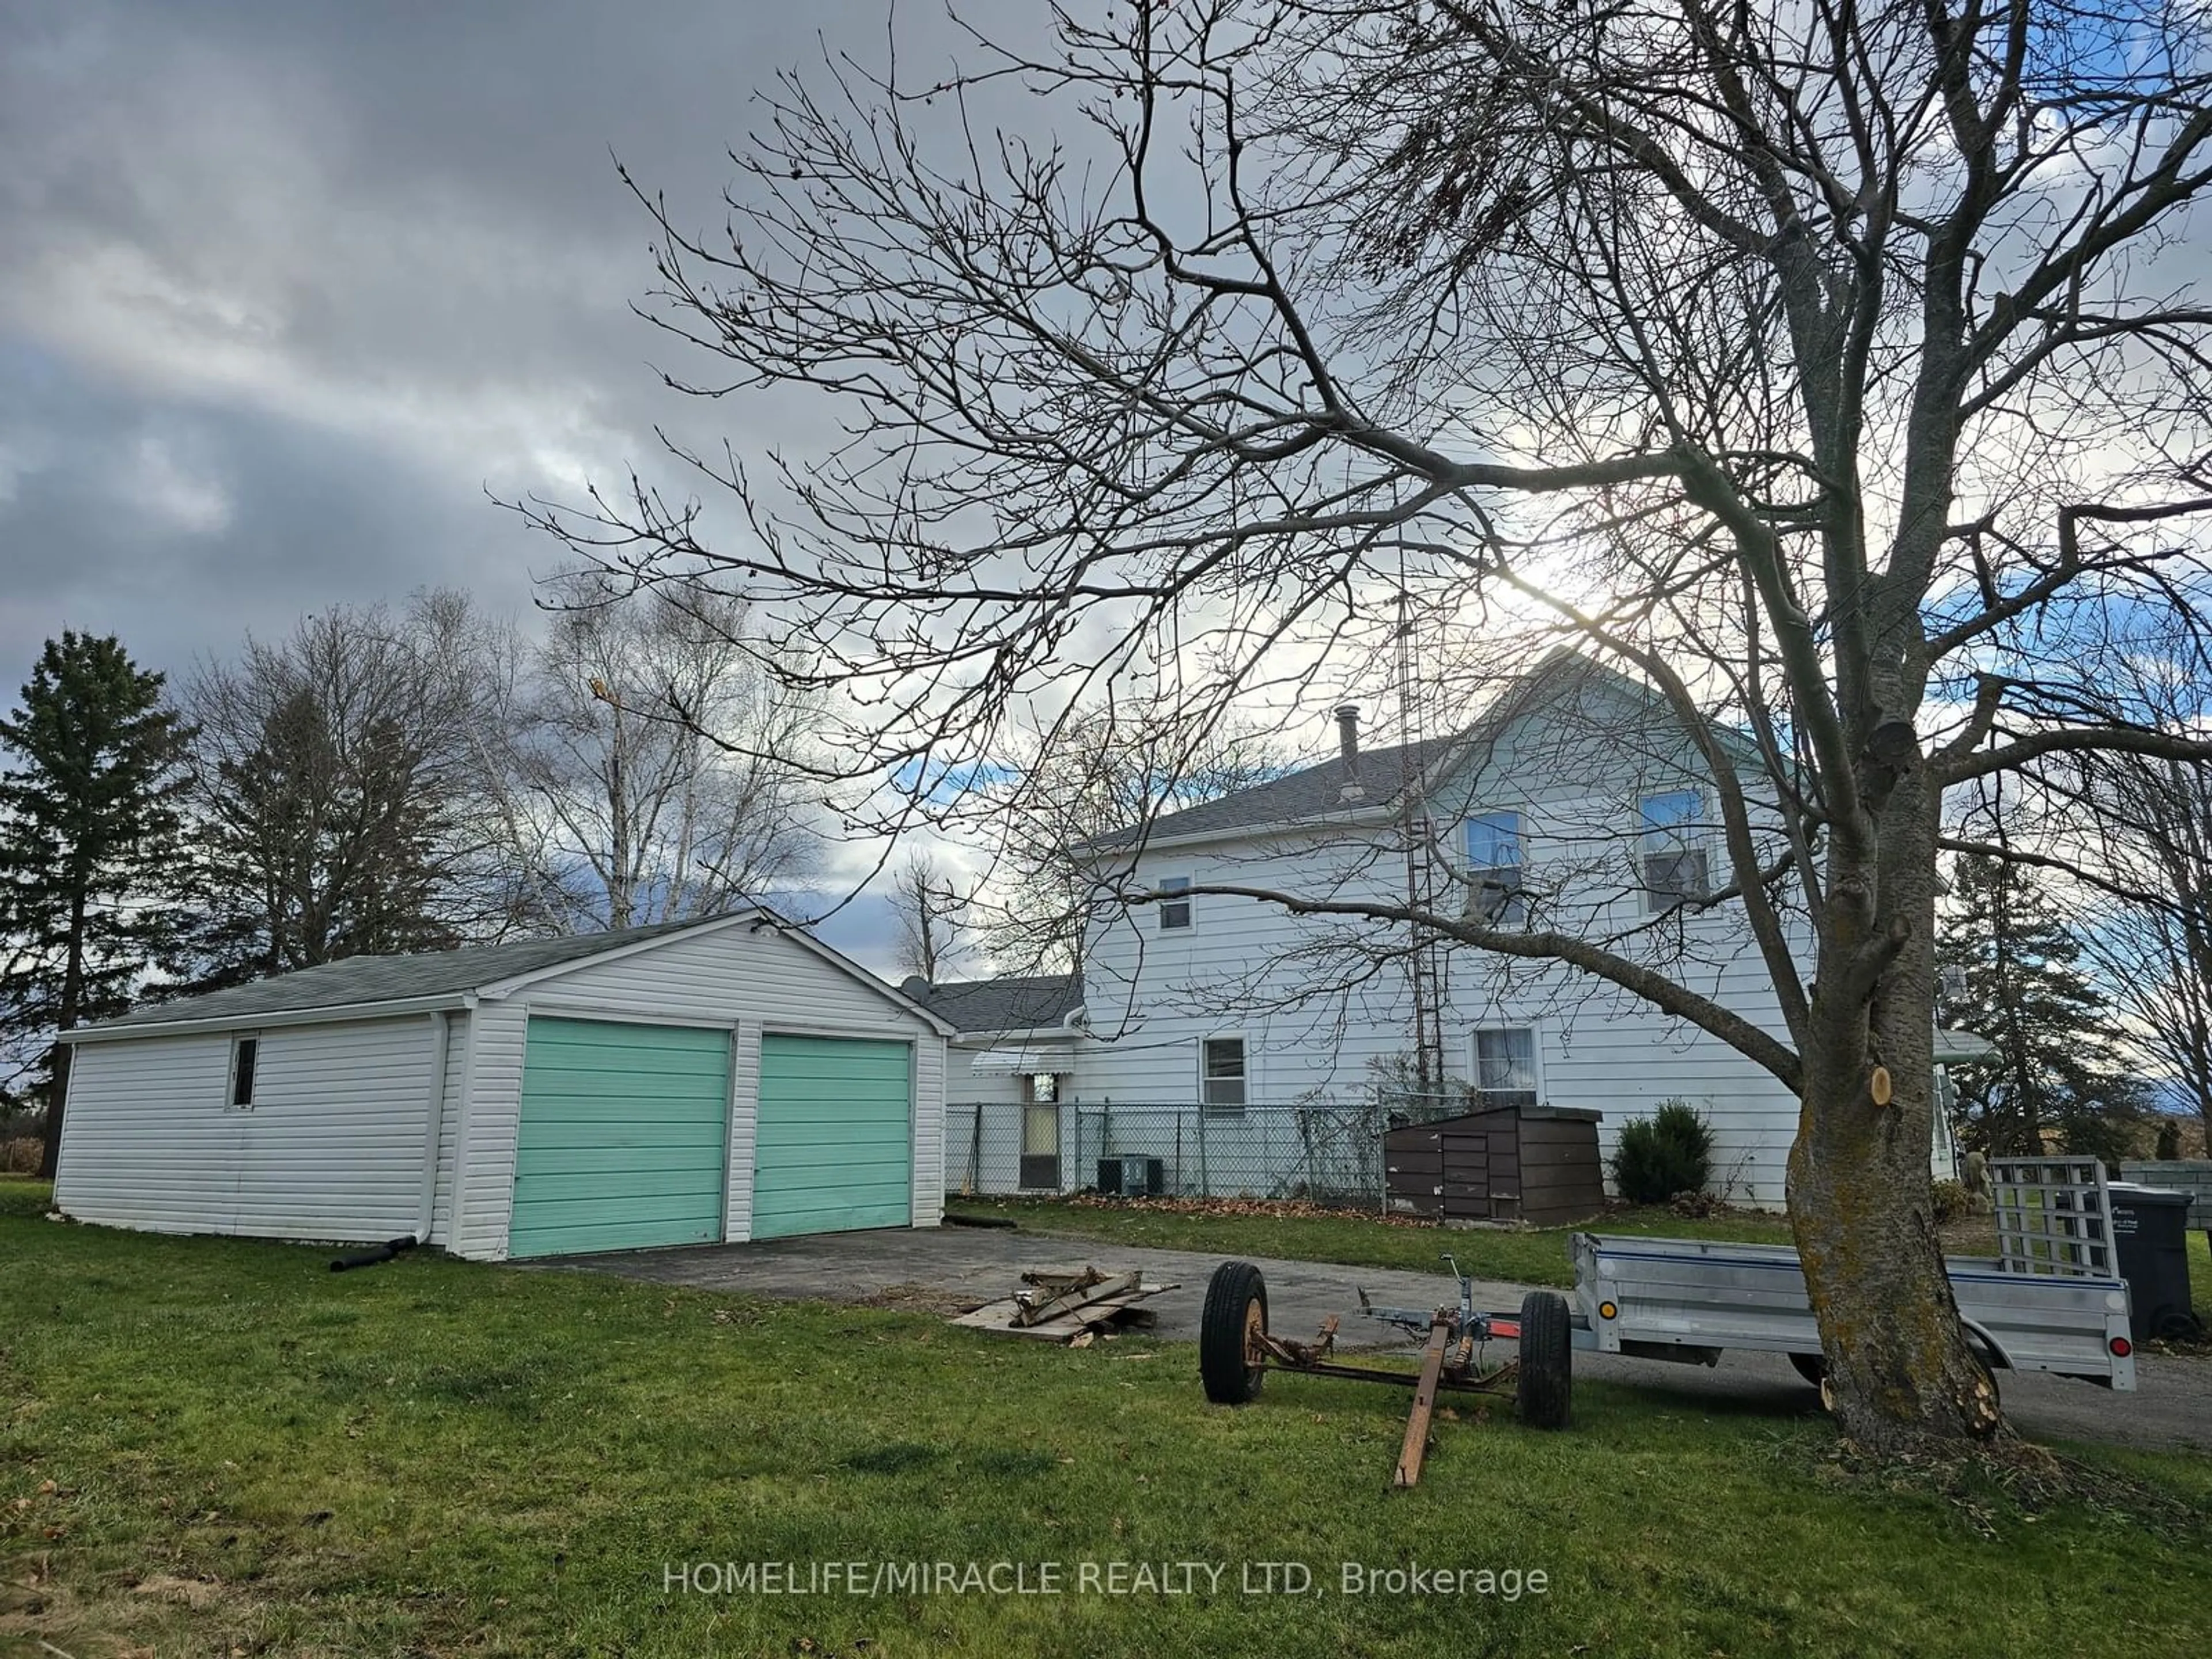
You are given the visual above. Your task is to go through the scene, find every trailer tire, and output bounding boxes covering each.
[1787,1352,1826,1389]
[1516,1290,1573,1429]
[1200,1262,1269,1405]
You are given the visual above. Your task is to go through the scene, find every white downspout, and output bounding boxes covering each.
[416,1010,452,1244]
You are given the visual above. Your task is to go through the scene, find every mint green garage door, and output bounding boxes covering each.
[508,1018,731,1258]
[752,1035,914,1239]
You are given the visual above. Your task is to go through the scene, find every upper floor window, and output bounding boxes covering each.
[1639,789,1710,911]
[1200,1036,1245,1115]
[1158,875,1192,930]
[1462,811,1526,925]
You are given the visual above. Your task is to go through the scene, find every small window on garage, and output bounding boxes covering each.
[1159,876,1193,930]
[229,1035,259,1109]
[1201,1037,1245,1115]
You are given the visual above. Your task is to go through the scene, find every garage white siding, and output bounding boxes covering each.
[429,1011,470,1247]
[453,999,530,1262]
[912,1036,946,1228]
[55,1015,441,1243]
[727,1022,763,1241]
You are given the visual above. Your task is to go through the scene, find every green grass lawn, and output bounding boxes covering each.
[6,1175,2211,1658]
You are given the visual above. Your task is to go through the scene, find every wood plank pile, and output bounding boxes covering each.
[949,1266,1178,1344]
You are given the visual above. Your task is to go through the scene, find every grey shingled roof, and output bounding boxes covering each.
[901,972,1084,1035]
[1094,731,1462,849]
[1089,648,1741,850]
[84,916,726,1034]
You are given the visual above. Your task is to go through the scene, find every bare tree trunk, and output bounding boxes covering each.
[36,1039,70,1181]
[1791,782,2003,1447]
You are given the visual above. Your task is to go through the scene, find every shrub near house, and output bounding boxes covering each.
[1611,1100,1715,1204]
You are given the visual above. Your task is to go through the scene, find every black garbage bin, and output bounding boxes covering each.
[2106,1183,2200,1342]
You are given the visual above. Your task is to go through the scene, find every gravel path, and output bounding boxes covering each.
[552,1224,2212,1455]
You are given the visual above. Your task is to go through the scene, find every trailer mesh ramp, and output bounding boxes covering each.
[1991,1157,2115,1277]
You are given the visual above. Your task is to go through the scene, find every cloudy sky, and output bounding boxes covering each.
[0,0,1027,969]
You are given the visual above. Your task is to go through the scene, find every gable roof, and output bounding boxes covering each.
[900,972,1084,1036]
[1091,731,1461,851]
[1090,649,1760,853]
[70,910,953,1040]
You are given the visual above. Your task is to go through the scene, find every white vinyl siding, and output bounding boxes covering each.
[1070,678,1810,1206]
[55,1016,441,1243]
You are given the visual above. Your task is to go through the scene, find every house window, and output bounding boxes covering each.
[1473,1027,1538,1111]
[228,1036,259,1109]
[1463,811,1527,925]
[1639,789,1710,910]
[1158,876,1192,930]
[1200,1037,1245,1115]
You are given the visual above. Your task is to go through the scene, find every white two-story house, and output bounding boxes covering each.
[922,650,1820,1208]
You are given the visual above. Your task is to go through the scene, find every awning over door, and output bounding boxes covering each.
[967,1041,1077,1074]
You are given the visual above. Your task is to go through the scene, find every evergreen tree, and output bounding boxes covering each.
[1934,853,2151,1163]
[0,634,191,1177]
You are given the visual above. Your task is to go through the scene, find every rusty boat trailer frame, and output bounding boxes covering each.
[1200,1257,1573,1488]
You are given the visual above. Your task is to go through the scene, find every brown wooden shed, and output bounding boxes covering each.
[1384,1105,1605,1225]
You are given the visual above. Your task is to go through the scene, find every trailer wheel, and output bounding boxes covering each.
[1199,1261,1269,1404]
[1787,1352,1826,1389]
[1515,1290,1572,1429]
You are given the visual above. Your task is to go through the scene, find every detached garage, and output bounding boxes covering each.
[52,911,953,1261]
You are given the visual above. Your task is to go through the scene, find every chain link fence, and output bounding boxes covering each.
[944,1096,1475,1206]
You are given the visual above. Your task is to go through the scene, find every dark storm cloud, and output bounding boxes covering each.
[0,0,1058,952]
[0,0,959,683]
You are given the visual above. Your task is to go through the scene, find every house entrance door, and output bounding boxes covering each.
[1020,1074,1062,1190]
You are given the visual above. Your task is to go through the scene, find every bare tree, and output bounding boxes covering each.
[2072,685,2212,1147]
[2090,830,2212,1144]
[889,849,974,983]
[502,570,823,931]
[521,3,2212,1450]
[975,706,1287,976]
[1943,647,2212,1152]
[175,592,530,988]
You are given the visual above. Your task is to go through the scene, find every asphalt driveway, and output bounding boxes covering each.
[551,1224,2212,1455]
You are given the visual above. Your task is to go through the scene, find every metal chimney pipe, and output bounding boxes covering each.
[1335,704,1363,801]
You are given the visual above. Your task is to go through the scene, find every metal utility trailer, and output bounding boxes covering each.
[1198,1162,2137,1482]
[1571,1158,2139,1392]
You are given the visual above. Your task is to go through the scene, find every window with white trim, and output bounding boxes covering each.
[1158,875,1192,930]
[228,1035,259,1109]
[1462,810,1527,925]
[1639,789,1710,910]
[1200,1037,1245,1115]
[1472,1027,1538,1111]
